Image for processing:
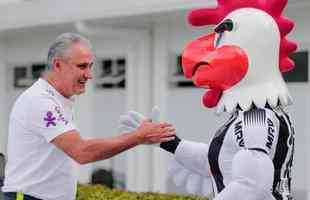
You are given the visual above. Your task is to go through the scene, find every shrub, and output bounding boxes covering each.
[76,185,209,200]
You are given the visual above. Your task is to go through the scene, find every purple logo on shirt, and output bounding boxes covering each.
[44,111,56,127]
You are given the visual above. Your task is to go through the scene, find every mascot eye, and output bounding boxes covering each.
[215,32,224,47]
[215,19,234,33]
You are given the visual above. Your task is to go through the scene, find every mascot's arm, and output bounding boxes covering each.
[118,107,213,196]
[119,106,211,177]
[214,149,275,200]
[161,139,210,177]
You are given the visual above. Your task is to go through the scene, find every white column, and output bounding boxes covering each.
[151,23,171,193]
[125,29,153,192]
[0,40,7,155]
[75,81,95,183]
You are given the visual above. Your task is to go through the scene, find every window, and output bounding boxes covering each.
[169,54,194,88]
[13,63,46,88]
[283,51,308,82]
[95,57,126,89]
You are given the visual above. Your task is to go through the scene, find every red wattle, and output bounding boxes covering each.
[203,89,222,108]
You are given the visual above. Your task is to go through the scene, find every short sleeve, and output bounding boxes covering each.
[236,108,279,154]
[27,97,76,142]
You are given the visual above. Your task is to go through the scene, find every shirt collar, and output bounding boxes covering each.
[37,78,75,106]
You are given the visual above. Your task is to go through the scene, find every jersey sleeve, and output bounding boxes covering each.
[27,97,77,142]
[234,108,280,154]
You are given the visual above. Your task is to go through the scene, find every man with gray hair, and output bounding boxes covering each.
[2,33,176,200]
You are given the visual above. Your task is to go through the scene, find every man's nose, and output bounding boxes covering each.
[85,67,93,79]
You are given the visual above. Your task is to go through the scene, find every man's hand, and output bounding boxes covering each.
[119,106,176,145]
[135,120,176,144]
[119,106,160,133]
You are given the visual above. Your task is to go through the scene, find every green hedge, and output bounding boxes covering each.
[77,185,209,200]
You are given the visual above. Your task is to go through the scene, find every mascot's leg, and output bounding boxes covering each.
[214,149,275,200]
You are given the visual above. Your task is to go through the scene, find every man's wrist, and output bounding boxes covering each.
[133,129,144,145]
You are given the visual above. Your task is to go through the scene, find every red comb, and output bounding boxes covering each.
[188,0,298,72]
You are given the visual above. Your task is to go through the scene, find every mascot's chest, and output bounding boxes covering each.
[207,108,295,195]
[207,113,241,192]
[208,112,242,161]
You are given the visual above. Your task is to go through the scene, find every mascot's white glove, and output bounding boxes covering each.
[118,106,161,146]
[118,105,160,131]
[168,157,213,196]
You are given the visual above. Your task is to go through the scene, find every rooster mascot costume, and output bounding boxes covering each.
[119,0,297,199]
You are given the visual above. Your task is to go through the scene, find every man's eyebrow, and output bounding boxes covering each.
[77,62,94,68]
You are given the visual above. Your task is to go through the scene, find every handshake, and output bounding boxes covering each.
[119,106,176,145]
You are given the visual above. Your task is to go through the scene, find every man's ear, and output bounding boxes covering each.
[52,58,62,71]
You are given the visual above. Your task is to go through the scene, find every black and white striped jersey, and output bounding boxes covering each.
[208,106,295,200]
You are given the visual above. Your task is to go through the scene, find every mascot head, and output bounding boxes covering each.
[182,0,298,113]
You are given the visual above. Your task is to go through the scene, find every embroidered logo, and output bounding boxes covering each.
[55,106,69,125]
[44,111,56,127]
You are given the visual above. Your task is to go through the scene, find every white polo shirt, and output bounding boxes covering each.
[3,78,79,200]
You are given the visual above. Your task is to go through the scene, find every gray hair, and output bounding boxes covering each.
[46,33,92,70]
